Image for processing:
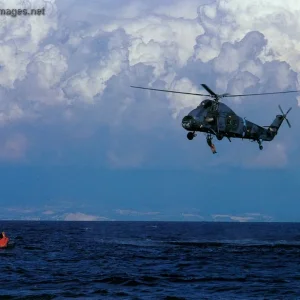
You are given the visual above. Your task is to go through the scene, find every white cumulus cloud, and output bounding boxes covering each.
[116,209,160,216]
[0,0,299,168]
[211,213,273,222]
[64,212,109,221]
[181,213,204,220]
[0,133,28,161]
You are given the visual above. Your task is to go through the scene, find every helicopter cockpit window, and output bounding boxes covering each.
[193,100,216,117]
[197,100,212,109]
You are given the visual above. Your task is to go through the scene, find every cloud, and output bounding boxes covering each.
[211,213,273,222]
[0,0,58,88]
[245,213,273,222]
[181,213,204,220]
[19,216,41,221]
[6,206,36,214]
[1,203,114,220]
[42,210,55,215]
[0,203,275,222]
[0,0,299,168]
[64,212,110,221]
[229,216,254,222]
[245,142,288,168]
[115,209,160,216]
[0,133,28,161]
[28,44,68,92]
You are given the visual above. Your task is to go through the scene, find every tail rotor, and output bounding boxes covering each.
[278,105,292,128]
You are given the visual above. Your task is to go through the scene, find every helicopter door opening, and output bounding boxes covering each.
[205,117,215,123]
[204,100,218,124]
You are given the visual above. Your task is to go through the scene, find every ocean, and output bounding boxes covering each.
[0,221,300,299]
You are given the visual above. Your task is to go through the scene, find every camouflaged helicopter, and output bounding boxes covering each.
[130,84,296,154]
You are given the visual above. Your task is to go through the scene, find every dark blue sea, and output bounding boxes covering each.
[1,221,300,299]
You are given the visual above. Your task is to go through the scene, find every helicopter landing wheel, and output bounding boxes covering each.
[216,134,223,141]
[187,132,195,140]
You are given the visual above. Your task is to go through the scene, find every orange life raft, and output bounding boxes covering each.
[0,232,9,248]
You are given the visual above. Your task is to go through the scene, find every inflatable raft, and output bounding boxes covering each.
[0,232,14,249]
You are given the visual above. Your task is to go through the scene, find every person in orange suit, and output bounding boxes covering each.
[0,232,9,248]
[207,137,217,154]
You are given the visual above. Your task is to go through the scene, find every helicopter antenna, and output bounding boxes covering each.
[130,84,300,103]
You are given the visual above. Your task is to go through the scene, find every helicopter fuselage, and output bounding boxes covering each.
[130,83,293,153]
[181,99,283,142]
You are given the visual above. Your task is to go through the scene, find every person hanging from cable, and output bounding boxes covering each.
[206,135,217,154]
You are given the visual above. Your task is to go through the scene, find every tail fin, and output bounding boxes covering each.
[268,105,292,135]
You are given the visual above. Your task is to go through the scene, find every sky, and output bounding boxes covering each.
[0,0,300,222]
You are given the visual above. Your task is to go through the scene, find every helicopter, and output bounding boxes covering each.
[130,83,297,154]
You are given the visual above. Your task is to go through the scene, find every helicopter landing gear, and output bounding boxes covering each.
[206,134,217,154]
[258,139,263,150]
[187,132,196,140]
[216,133,223,141]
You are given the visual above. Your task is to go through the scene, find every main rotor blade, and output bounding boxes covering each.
[130,86,210,97]
[201,84,218,97]
[223,90,300,98]
[131,85,300,99]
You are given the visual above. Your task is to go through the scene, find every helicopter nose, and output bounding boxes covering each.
[182,115,194,130]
